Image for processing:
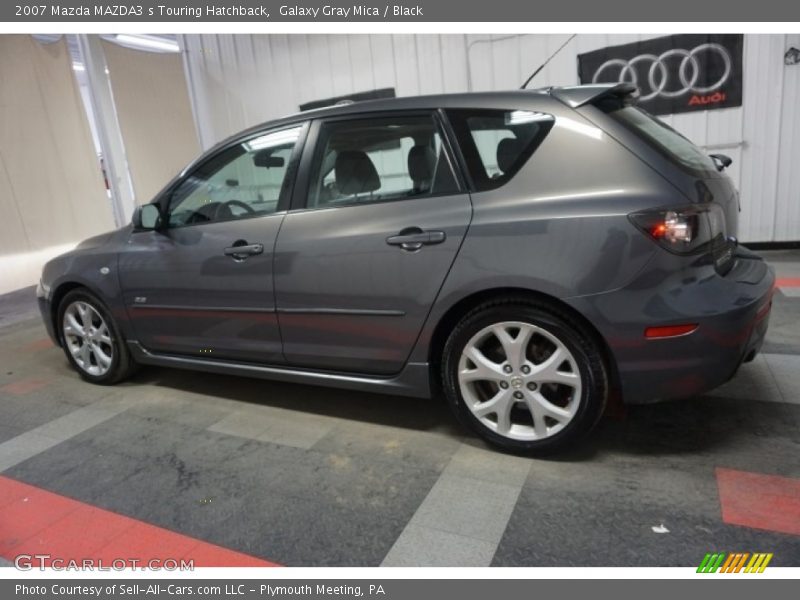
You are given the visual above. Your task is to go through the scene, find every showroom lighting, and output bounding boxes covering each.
[506,110,551,125]
[555,116,604,140]
[115,34,179,52]
[245,128,301,151]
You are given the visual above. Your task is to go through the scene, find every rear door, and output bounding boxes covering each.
[118,124,306,363]
[274,111,472,375]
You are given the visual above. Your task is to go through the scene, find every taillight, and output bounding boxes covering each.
[629,203,725,255]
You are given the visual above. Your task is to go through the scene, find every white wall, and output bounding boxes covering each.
[182,34,800,243]
[0,36,114,294]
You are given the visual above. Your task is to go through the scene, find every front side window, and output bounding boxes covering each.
[306,115,459,209]
[166,126,303,228]
[446,109,554,192]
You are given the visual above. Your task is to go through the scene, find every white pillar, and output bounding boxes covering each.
[76,34,137,226]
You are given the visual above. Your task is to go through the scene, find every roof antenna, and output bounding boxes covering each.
[520,34,577,90]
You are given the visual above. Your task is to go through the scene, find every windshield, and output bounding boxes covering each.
[607,107,719,178]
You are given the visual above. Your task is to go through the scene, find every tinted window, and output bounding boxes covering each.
[607,107,718,177]
[447,109,554,191]
[306,115,459,208]
[167,126,302,228]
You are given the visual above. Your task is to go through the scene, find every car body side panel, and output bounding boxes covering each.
[274,193,472,375]
[408,105,675,365]
[117,214,285,364]
[37,228,132,345]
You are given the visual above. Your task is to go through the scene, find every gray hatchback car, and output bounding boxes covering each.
[38,83,774,453]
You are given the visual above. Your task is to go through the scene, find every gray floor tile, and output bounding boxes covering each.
[0,432,61,472]
[763,353,800,404]
[381,524,497,566]
[443,443,532,487]
[706,354,784,403]
[208,410,272,439]
[779,287,800,298]
[408,473,521,542]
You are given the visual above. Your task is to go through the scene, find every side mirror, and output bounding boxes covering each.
[710,153,733,172]
[133,204,163,231]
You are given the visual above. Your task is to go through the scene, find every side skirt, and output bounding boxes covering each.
[126,341,433,399]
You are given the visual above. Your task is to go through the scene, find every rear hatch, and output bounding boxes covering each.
[556,84,739,274]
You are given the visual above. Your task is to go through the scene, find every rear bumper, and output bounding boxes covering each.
[568,252,775,404]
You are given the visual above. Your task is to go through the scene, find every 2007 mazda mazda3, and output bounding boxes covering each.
[37,83,774,453]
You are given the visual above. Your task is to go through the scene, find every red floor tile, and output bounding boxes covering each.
[8,506,136,559]
[0,487,80,554]
[0,476,278,567]
[0,377,50,395]
[775,277,800,288]
[716,467,800,536]
[22,338,54,352]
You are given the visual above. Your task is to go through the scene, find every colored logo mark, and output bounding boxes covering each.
[697,552,773,573]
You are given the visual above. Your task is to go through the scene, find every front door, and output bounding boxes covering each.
[274,112,472,375]
[119,124,305,363]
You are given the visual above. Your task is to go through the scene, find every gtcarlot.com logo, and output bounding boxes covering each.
[14,554,194,571]
[697,552,773,573]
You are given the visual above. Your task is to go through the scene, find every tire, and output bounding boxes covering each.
[441,299,608,454]
[57,288,136,385]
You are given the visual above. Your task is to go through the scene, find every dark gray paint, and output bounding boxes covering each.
[38,85,775,404]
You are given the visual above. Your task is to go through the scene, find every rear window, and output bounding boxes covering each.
[446,109,554,192]
[607,107,719,178]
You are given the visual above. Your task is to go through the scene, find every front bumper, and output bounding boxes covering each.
[36,281,59,347]
[569,251,775,404]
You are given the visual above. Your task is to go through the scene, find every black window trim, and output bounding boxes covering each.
[149,121,310,231]
[289,109,469,213]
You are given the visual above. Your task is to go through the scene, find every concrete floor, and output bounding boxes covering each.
[1,250,799,567]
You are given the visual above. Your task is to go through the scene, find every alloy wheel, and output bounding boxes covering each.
[457,321,582,441]
[62,301,114,377]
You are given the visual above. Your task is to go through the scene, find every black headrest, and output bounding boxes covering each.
[408,145,435,187]
[496,137,524,174]
[335,150,380,195]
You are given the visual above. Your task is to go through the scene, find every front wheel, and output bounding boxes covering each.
[58,289,136,384]
[441,300,608,454]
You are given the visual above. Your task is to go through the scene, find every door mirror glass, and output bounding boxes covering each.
[137,204,162,230]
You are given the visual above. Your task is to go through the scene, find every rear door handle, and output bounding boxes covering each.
[386,229,446,251]
[224,242,264,260]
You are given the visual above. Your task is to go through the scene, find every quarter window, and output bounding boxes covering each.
[306,115,459,209]
[166,126,303,228]
[446,109,554,192]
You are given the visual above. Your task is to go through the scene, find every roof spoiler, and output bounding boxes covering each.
[549,83,639,109]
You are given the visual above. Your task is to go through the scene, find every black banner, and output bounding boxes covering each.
[578,34,744,115]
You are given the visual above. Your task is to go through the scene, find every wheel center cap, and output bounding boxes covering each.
[510,377,524,389]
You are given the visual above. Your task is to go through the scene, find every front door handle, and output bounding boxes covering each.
[224,241,264,260]
[386,228,446,251]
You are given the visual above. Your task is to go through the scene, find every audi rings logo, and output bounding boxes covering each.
[579,35,743,115]
[592,43,732,101]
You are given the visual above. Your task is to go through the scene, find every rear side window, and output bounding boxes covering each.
[606,107,718,178]
[306,115,459,209]
[446,109,554,191]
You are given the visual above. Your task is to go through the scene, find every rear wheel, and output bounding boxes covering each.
[441,300,608,454]
[58,289,136,384]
